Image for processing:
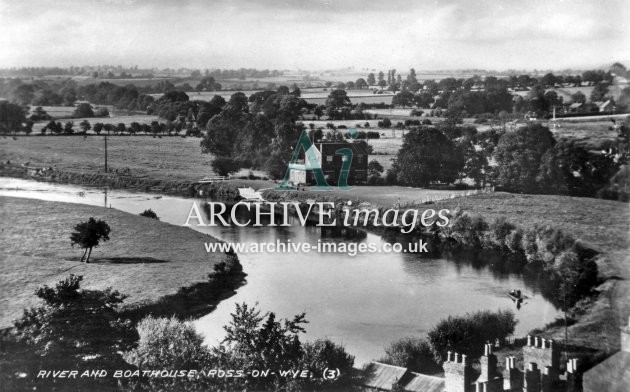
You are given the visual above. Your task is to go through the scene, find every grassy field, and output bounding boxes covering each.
[0,196,234,328]
[0,135,215,183]
[547,119,621,149]
[433,192,630,359]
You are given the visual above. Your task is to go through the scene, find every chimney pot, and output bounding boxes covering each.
[542,338,547,348]
[462,354,468,365]
[535,336,539,347]
[454,352,459,363]
[527,335,532,346]
[447,351,452,362]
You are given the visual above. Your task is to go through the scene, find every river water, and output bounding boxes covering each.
[0,178,560,365]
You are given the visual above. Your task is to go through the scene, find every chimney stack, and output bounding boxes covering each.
[523,363,541,392]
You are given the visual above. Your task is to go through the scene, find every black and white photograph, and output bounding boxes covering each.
[0,0,629,391]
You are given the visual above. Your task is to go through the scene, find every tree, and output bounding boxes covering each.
[382,337,441,374]
[590,82,610,102]
[125,316,210,369]
[367,73,376,86]
[457,139,489,186]
[325,89,352,120]
[116,122,126,135]
[427,310,516,363]
[211,157,241,177]
[393,127,461,186]
[355,78,368,89]
[538,140,621,197]
[73,103,94,118]
[12,275,136,370]
[0,101,26,134]
[392,91,414,107]
[368,159,384,177]
[494,124,556,193]
[69,217,111,263]
[12,84,35,106]
[63,121,74,135]
[219,303,306,390]
[571,91,586,104]
[79,120,91,134]
[93,122,104,135]
[29,106,50,121]
[379,117,392,128]
[407,68,417,84]
[301,339,355,388]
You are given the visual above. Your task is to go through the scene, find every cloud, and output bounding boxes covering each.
[0,0,628,70]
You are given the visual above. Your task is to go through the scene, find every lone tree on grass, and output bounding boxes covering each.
[70,217,111,263]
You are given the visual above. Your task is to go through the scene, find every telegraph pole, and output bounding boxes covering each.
[104,133,108,173]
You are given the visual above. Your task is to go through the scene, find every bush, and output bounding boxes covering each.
[368,175,385,185]
[13,275,137,369]
[139,209,159,220]
[124,316,211,369]
[427,309,516,363]
[385,169,398,185]
[378,117,392,128]
[490,216,516,247]
[381,337,441,374]
[301,339,355,387]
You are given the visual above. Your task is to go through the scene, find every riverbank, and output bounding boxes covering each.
[0,136,274,198]
[0,196,245,328]
[264,188,630,369]
[2,149,628,373]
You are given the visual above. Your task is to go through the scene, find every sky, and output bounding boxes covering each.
[0,0,629,71]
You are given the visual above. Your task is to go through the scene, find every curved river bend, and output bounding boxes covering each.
[0,178,560,365]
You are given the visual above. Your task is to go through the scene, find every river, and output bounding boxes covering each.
[0,178,561,365]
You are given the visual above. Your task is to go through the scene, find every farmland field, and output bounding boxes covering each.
[545,118,621,149]
[150,88,395,105]
[0,135,214,182]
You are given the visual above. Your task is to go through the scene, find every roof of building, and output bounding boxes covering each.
[362,362,445,392]
[583,351,630,392]
[362,362,409,390]
[403,372,445,392]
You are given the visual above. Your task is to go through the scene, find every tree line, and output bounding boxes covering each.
[388,121,629,201]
